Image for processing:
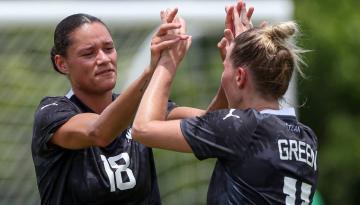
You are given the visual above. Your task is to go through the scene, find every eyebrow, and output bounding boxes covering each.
[77,46,94,54]
[103,41,114,46]
[77,40,114,52]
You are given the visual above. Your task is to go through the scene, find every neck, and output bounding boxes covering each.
[72,88,113,114]
[231,93,279,111]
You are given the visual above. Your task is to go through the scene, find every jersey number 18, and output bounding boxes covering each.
[101,153,136,192]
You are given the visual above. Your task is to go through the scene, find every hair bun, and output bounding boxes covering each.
[267,21,298,40]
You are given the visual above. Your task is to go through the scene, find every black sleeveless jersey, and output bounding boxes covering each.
[32,93,165,205]
[180,108,318,205]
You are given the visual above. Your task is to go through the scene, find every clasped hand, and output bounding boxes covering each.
[150,8,192,73]
[150,0,256,74]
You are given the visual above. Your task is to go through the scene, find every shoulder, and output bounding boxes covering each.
[206,108,259,126]
[181,108,259,134]
[36,96,78,112]
[37,96,71,109]
[298,121,318,147]
[34,96,79,126]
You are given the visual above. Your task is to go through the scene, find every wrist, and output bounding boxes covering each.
[143,65,154,76]
[158,57,177,74]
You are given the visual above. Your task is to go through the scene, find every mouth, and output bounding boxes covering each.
[95,68,115,76]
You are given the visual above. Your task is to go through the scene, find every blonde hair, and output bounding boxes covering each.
[230,21,306,100]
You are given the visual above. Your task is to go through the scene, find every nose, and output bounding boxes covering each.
[96,50,111,65]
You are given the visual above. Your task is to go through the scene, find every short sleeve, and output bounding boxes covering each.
[167,100,178,113]
[180,109,258,160]
[32,97,79,153]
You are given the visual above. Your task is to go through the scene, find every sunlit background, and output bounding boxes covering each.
[0,0,359,204]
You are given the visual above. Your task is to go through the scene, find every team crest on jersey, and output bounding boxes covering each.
[223,109,240,120]
[125,128,132,142]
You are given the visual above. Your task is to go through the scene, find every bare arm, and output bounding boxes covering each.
[51,68,152,149]
[132,59,192,152]
[166,85,228,120]
[132,8,193,152]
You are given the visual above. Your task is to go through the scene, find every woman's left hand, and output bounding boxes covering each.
[157,8,192,70]
[150,8,190,71]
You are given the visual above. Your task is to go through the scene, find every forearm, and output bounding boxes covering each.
[51,66,156,149]
[92,66,154,142]
[167,107,205,120]
[132,62,192,152]
[207,85,228,111]
[133,62,175,133]
[167,81,228,120]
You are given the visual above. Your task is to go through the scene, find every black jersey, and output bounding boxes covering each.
[180,108,318,205]
[32,93,163,205]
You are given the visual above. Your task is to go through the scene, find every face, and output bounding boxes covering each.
[61,22,117,94]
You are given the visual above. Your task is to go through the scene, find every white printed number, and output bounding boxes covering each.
[101,153,136,192]
[283,176,312,205]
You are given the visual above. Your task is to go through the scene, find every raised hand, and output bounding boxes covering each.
[150,8,189,71]
[158,8,192,70]
[226,0,254,37]
[218,0,254,61]
[233,1,254,36]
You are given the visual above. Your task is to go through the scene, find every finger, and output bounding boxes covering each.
[152,34,188,45]
[246,6,254,28]
[225,6,234,31]
[224,29,234,42]
[217,37,227,49]
[160,10,166,22]
[240,2,247,24]
[259,21,268,28]
[217,37,227,60]
[157,23,181,36]
[236,0,243,16]
[166,8,178,23]
[152,38,181,52]
[233,3,242,36]
[225,5,230,13]
[247,6,254,19]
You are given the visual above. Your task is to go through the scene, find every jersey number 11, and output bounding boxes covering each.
[283,176,312,205]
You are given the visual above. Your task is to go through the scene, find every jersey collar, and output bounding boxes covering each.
[64,89,117,113]
[65,89,74,99]
[259,107,296,117]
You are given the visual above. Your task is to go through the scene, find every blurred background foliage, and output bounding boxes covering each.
[0,0,359,204]
[294,0,360,204]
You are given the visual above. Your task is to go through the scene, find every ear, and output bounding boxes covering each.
[235,67,247,88]
[54,55,69,74]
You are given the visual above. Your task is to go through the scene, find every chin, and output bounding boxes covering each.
[103,82,116,91]
[95,81,116,93]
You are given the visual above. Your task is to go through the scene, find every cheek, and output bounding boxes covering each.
[111,50,117,65]
[68,61,93,82]
[221,68,232,85]
[221,70,231,94]
[222,68,238,96]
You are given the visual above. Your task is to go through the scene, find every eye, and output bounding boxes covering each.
[83,52,93,56]
[80,50,95,57]
[104,46,114,53]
